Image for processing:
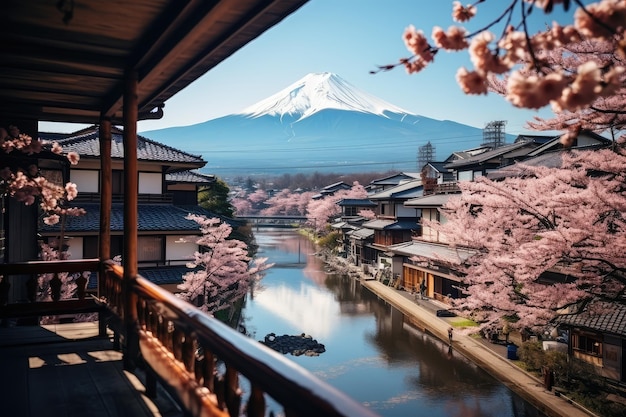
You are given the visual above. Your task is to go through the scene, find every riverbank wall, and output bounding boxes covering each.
[324,254,595,417]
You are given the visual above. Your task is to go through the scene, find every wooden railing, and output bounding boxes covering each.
[74,193,173,203]
[0,258,379,417]
[0,258,104,323]
[99,260,379,417]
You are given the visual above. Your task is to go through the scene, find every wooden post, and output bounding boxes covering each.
[123,70,139,370]
[98,118,112,261]
[98,118,112,337]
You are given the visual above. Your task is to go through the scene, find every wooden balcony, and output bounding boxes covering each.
[0,259,378,417]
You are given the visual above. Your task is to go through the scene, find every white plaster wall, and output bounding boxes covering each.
[139,172,162,194]
[457,170,473,182]
[421,208,443,242]
[166,235,198,265]
[396,204,416,218]
[71,170,99,193]
[67,236,84,259]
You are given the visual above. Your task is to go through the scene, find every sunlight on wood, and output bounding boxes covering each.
[123,370,163,417]
[57,353,87,365]
[28,357,46,369]
[88,349,123,362]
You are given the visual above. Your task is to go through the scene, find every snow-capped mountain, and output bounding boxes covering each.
[240,72,413,121]
[141,73,501,177]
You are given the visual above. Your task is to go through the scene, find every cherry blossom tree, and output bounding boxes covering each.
[37,242,93,323]
[1,125,83,225]
[231,196,253,216]
[358,209,377,220]
[230,188,269,215]
[306,182,368,234]
[378,0,626,142]
[260,188,316,216]
[1,125,86,311]
[488,38,626,144]
[177,214,272,314]
[426,148,626,332]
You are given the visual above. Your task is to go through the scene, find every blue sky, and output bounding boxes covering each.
[42,0,584,136]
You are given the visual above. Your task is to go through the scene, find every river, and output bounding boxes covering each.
[240,229,545,417]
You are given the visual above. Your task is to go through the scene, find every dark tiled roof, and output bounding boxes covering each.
[322,181,351,191]
[513,134,559,144]
[140,266,195,286]
[386,219,420,231]
[41,204,230,233]
[445,141,538,169]
[387,240,474,264]
[87,266,197,288]
[177,206,244,227]
[43,125,205,165]
[347,228,374,239]
[556,302,626,337]
[337,199,376,207]
[368,179,423,200]
[166,170,215,184]
[362,219,419,231]
[362,219,395,230]
[369,172,421,186]
[424,162,448,172]
[405,193,458,208]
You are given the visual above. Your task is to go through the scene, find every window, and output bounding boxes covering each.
[112,170,124,194]
[40,169,64,187]
[138,236,164,262]
[573,333,602,356]
[344,206,358,216]
[83,236,98,258]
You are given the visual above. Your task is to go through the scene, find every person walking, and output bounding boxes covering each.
[448,327,453,345]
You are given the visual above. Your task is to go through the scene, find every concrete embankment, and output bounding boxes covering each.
[333,263,596,417]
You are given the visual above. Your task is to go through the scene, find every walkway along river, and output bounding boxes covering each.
[239,229,556,417]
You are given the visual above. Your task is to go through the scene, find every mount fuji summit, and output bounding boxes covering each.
[141,72,488,176]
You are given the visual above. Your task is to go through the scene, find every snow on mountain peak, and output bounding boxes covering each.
[239,72,415,120]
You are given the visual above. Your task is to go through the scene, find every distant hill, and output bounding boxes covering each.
[141,72,513,178]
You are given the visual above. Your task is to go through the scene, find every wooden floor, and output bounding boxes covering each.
[0,321,183,417]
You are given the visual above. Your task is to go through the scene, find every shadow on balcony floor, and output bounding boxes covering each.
[0,321,183,417]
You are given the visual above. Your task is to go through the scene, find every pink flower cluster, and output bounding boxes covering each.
[1,125,84,225]
[398,0,626,136]
[402,25,436,74]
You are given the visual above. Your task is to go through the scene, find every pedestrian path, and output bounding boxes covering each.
[359,279,596,417]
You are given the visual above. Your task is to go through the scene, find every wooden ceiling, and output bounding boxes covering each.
[0,0,308,124]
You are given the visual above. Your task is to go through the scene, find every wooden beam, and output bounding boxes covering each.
[99,119,112,262]
[0,259,100,276]
[122,70,139,370]
[123,72,138,278]
[0,298,103,319]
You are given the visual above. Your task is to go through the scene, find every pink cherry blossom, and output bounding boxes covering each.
[456,67,488,94]
[452,1,476,23]
[66,151,80,165]
[177,214,272,313]
[432,26,469,51]
[386,0,626,139]
[425,148,626,332]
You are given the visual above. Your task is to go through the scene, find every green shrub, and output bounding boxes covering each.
[317,231,341,252]
[518,341,544,372]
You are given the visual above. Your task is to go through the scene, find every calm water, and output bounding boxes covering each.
[241,229,545,417]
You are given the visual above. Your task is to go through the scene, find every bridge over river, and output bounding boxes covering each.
[237,215,307,228]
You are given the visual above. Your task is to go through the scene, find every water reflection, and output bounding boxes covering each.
[243,230,545,417]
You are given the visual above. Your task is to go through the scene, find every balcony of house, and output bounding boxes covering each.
[431,182,460,195]
[74,193,174,204]
[0,259,378,417]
